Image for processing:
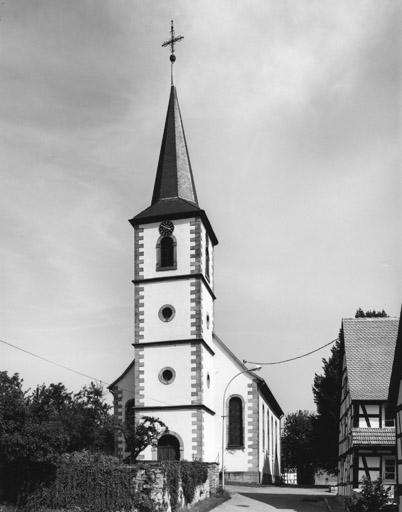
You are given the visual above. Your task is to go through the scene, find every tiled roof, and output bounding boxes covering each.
[343,318,399,401]
[352,427,395,446]
[388,309,402,412]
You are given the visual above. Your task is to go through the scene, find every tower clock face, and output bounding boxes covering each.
[159,220,174,236]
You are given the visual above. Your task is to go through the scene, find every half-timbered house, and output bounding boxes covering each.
[338,317,399,496]
[388,309,402,511]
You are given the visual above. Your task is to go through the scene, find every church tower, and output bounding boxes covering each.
[129,24,218,461]
[109,22,283,478]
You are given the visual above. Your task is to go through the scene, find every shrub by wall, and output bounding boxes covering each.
[25,452,219,512]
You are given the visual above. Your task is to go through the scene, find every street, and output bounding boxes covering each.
[213,485,344,512]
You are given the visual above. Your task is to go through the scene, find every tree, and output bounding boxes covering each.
[355,308,389,318]
[117,415,168,463]
[27,381,114,454]
[0,373,114,502]
[312,337,342,474]
[281,410,317,485]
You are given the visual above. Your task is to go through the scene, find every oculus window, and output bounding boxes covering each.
[158,304,176,322]
[159,367,176,385]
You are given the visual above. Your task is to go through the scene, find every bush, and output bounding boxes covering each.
[346,478,397,512]
[25,451,141,512]
[23,453,211,512]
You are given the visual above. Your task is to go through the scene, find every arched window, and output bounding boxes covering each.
[161,237,173,267]
[262,404,265,451]
[205,235,210,281]
[124,399,135,451]
[228,396,244,448]
[125,399,135,426]
[156,235,177,271]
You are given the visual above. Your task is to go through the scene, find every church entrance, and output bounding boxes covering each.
[157,434,180,461]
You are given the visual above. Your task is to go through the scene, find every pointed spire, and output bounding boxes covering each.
[131,22,218,246]
[151,86,199,206]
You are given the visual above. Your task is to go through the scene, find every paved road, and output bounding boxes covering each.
[213,485,344,511]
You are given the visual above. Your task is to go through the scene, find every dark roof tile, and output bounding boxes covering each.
[343,318,399,401]
[352,427,395,445]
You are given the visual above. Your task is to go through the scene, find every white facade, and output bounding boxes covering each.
[109,82,283,483]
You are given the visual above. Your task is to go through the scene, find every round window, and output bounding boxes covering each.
[158,304,176,322]
[207,372,211,388]
[206,314,210,329]
[159,367,176,385]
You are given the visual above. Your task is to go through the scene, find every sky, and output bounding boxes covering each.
[1,0,401,416]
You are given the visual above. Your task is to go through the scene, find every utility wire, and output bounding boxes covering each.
[0,338,172,406]
[1,336,339,401]
[243,338,338,366]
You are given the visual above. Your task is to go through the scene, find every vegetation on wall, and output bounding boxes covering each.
[164,460,208,508]
[24,453,210,512]
[25,451,162,512]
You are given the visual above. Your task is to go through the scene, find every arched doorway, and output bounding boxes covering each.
[157,434,180,461]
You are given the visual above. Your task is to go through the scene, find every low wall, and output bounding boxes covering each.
[133,461,219,511]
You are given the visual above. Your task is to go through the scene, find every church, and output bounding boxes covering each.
[109,25,283,484]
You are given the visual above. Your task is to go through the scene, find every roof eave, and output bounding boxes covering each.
[130,208,218,246]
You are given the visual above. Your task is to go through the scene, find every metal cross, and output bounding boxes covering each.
[162,20,184,58]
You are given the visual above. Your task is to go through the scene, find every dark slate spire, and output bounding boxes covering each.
[151,85,199,206]
[130,21,218,246]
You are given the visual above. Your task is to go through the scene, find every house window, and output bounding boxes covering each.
[156,235,177,271]
[228,396,244,448]
[384,406,395,427]
[383,457,396,482]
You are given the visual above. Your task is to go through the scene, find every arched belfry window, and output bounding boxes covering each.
[205,235,210,282]
[156,235,177,271]
[228,396,244,448]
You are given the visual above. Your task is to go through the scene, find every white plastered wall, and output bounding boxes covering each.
[142,344,192,407]
[141,219,193,278]
[142,280,192,342]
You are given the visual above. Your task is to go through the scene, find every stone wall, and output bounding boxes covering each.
[133,462,219,511]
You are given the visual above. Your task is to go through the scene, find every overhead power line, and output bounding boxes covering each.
[0,338,172,406]
[1,336,338,402]
[243,338,338,366]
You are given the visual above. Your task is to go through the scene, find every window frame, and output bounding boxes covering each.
[227,395,245,449]
[156,235,177,271]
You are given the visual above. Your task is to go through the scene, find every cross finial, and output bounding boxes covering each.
[162,20,184,63]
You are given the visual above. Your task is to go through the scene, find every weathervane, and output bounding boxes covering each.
[162,20,183,84]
